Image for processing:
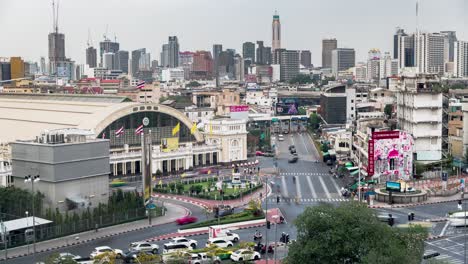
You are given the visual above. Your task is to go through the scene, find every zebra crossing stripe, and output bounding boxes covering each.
[306,176,318,198]
[295,176,302,199]
[318,176,332,199]
[281,175,289,197]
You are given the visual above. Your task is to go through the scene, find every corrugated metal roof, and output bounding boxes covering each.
[1,217,52,233]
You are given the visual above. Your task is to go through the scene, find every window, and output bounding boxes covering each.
[351,100,354,103]
[351,107,354,110]
[389,158,396,170]
[381,93,384,97]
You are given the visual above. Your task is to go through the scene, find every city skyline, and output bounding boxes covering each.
[0,0,466,66]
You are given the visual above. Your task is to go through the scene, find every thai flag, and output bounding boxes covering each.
[135,124,144,135]
[137,81,145,89]
[101,133,106,139]
[115,126,125,137]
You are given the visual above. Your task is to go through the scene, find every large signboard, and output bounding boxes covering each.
[386,181,401,192]
[230,105,249,112]
[372,131,400,140]
[276,102,299,115]
[161,137,179,152]
[368,139,375,176]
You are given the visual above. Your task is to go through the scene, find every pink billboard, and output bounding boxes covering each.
[230,105,249,112]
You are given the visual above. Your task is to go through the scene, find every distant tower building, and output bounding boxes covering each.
[131,48,146,77]
[40,57,47,75]
[116,50,129,73]
[139,53,151,71]
[48,32,66,75]
[366,49,381,81]
[192,51,213,80]
[160,44,169,68]
[256,41,272,65]
[454,41,468,77]
[168,36,180,68]
[415,32,448,74]
[86,46,97,68]
[103,52,115,70]
[331,48,355,76]
[10,57,25,79]
[272,11,281,52]
[99,38,119,67]
[394,29,415,69]
[242,42,255,63]
[0,59,11,81]
[234,55,245,82]
[379,52,399,79]
[212,44,223,63]
[277,50,299,82]
[300,50,312,67]
[322,38,337,68]
[441,31,457,62]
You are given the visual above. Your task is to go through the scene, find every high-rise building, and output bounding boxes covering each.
[168,36,180,68]
[99,39,119,67]
[394,29,415,69]
[139,53,151,71]
[212,44,223,63]
[322,39,337,68]
[234,55,245,82]
[0,60,11,81]
[151,60,159,70]
[366,49,381,81]
[40,57,47,75]
[103,52,116,70]
[278,50,300,82]
[179,51,194,79]
[441,31,457,62]
[256,41,272,65]
[131,48,146,77]
[331,48,355,76]
[48,32,66,75]
[300,50,312,67]
[379,52,398,79]
[160,44,169,68]
[86,46,97,68]
[116,50,129,73]
[10,57,25,79]
[454,41,468,77]
[192,51,213,80]
[217,50,235,79]
[272,11,281,52]
[415,32,448,74]
[242,42,255,63]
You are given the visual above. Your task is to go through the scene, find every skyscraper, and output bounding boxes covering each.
[441,31,457,62]
[0,60,11,81]
[322,39,337,68]
[300,50,312,67]
[415,32,448,74]
[256,41,272,65]
[168,36,180,68]
[234,55,245,82]
[40,57,47,75]
[278,50,299,82]
[99,38,119,67]
[212,44,223,63]
[272,11,281,52]
[103,52,116,70]
[331,48,355,76]
[139,53,151,71]
[131,48,146,77]
[10,57,25,79]
[454,41,468,77]
[394,29,415,69]
[86,46,97,68]
[192,51,213,80]
[161,44,169,68]
[48,32,66,75]
[242,42,255,63]
[117,50,129,73]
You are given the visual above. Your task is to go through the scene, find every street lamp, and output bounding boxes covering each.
[272,215,279,263]
[24,174,39,260]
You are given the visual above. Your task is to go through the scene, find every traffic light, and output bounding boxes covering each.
[388,214,394,227]
[410,212,415,221]
[276,196,280,203]
[266,220,271,229]
[285,234,290,243]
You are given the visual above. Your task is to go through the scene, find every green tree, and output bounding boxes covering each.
[384,104,393,118]
[187,81,202,87]
[321,143,329,152]
[285,202,427,264]
[309,113,320,130]
[45,253,78,264]
[298,107,307,115]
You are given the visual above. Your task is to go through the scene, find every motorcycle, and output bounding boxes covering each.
[254,232,263,241]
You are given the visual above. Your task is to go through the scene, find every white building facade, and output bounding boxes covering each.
[203,119,248,163]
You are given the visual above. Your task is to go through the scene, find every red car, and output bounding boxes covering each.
[176,215,198,225]
[256,151,264,156]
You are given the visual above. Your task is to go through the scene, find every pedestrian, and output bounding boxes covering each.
[458,200,463,211]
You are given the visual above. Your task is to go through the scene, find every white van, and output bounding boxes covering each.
[449,211,468,227]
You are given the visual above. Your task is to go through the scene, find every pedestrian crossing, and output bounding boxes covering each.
[267,197,349,203]
[280,172,331,176]
[423,249,463,264]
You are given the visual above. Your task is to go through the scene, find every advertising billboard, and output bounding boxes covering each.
[161,137,179,152]
[230,105,249,112]
[386,181,401,192]
[275,102,299,115]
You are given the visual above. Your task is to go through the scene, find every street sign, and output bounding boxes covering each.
[146,203,156,210]
[442,171,448,181]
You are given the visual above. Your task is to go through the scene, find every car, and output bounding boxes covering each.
[121,250,155,263]
[53,253,82,263]
[90,246,124,259]
[188,253,221,264]
[289,145,296,154]
[263,152,275,157]
[288,156,298,163]
[162,244,192,255]
[163,237,198,253]
[216,230,240,242]
[214,205,234,218]
[230,249,261,262]
[129,242,159,254]
[255,151,264,156]
[278,135,284,141]
[206,238,234,248]
[176,215,198,225]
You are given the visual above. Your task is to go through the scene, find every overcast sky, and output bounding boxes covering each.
[0,0,466,66]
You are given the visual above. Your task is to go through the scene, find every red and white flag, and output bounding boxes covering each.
[135,124,144,135]
[115,126,125,137]
[136,81,145,89]
[101,132,106,139]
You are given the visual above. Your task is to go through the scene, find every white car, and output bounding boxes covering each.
[129,241,159,254]
[54,253,82,262]
[230,249,261,262]
[217,230,240,242]
[205,238,234,248]
[90,246,124,259]
[163,237,197,254]
[278,135,284,141]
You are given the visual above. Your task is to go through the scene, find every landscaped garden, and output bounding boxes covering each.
[153,177,263,200]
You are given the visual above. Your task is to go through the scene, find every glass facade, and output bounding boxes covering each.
[98,111,195,148]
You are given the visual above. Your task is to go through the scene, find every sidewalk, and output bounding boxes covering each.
[1,202,188,261]
[368,191,465,209]
[153,184,271,210]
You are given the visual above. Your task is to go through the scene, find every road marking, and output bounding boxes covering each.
[306,176,318,198]
[319,176,332,199]
[330,177,342,195]
[281,175,289,198]
[440,221,450,237]
[295,176,302,199]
